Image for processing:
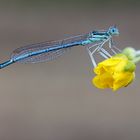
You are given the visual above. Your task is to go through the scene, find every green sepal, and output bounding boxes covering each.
[122,47,136,60]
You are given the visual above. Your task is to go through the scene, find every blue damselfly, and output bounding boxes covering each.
[0,26,120,69]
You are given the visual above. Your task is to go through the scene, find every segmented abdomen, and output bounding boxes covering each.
[11,34,89,63]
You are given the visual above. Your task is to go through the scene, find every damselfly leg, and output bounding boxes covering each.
[86,38,121,67]
[109,38,121,54]
[86,41,110,67]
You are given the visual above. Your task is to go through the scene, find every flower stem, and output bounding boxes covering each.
[133,56,140,64]
[135,50,140,57]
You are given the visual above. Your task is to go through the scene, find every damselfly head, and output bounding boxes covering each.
[108,26,119,36]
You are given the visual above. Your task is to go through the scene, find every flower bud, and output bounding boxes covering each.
[122,47,136,60]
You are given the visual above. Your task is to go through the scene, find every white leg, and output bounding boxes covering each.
[86,42,105,67]
[88,42,102,49]
[109,39,121,54]
[100,48,112,57]
[86,39,118,67]
[96,38,110,52]
[88,42,103,56]
[87,38,122,68]
[87,41,110,67]
[87,46,110,67]
[86,47,97,67]
[99,51,109,59]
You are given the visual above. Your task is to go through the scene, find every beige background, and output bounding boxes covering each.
[0,0,140,140]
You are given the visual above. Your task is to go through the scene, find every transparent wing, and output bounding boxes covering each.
[11,34,89,63]
[19,47,69,63]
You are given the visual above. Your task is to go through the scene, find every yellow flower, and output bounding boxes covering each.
[92,54,136,91]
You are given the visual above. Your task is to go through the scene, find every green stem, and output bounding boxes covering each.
[135,50,140,57]
[133,56,140,64]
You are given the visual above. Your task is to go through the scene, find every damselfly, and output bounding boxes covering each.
[0,26,120,69]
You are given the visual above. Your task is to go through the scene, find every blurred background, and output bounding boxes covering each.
[0,0,140,140]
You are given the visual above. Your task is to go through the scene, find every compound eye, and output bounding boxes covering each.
[112,29,115,32]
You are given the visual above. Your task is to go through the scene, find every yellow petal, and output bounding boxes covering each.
[92,72,114,89]
[92,53,136,91]
[113,72,135,91]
